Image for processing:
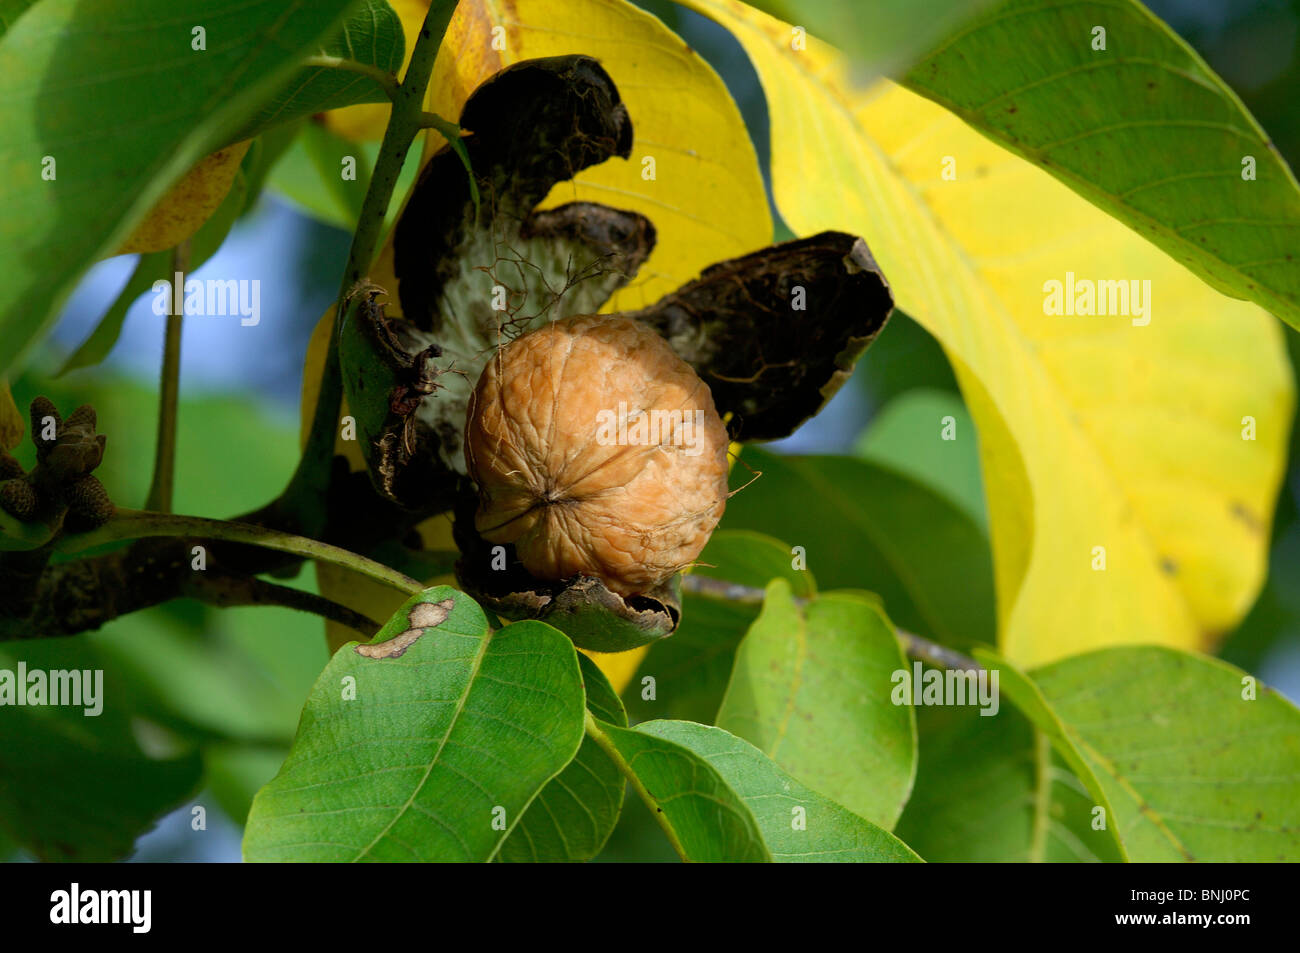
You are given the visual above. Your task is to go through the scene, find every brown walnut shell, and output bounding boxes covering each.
[465,315,730,596]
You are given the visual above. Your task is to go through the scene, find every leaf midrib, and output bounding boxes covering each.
[765,586,807,763]
[351,629,495,861]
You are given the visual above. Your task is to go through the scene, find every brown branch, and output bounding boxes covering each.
[678,573,982,672]
[185,573,378,638]
[1,465,440,641]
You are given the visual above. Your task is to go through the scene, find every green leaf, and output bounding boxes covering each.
[591,786,680,863]
[262,95,423,234]
[904,0,1300,331]
[203,743,290,828]
[641,720,921,862]
[973,648,1129,861]
[717,580,917,829]
[724,448,995,649]
[232,0,404,142]
[627,529,816,725]
[854,388,987,531]
[235,121,303,216]
[0,640,201,861]
[8,374,330,744]
[592,720,771,862]
[1220,519,1300,677]
[896,703,1125,862]
[0,709,200,861]
[855,312,961,409]
[266,117,424,235]
[750,0,996,81]
[265,125,362,231]
[93,604,330,746]
[56,252,167,377]
[243,588,586,862]
[1005,646,1300,862]
[498,654,627,862]
[0,0,36,36]
[0,0,360,373]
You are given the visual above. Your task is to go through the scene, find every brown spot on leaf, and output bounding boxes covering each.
[409,597,455,629]
[355,597,455,659]
[1230,500,1263,534]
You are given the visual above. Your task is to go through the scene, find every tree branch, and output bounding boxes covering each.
[678,573,982,672]
[59,508,424,595]
[0,468,437,641]
[186,572,378,637]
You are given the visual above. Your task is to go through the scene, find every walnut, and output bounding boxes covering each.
[465,315,730,596]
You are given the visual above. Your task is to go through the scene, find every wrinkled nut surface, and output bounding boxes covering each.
[466,315,730,596]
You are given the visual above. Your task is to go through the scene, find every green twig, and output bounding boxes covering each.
[145,239,188,513]
[583,711,691,864]
[56,508,424,597]
[188,572,379,636]
[279,1,459,535]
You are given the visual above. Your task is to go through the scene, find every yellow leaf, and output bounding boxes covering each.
[581,647,645,694]
[424,0,772,310]
[0,379,21,451]
[116,141,250,255]
[682,0,1294,666]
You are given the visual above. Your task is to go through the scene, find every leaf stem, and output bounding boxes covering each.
[678,574,982,672]
[418,111,479,213]
[56,508,424,597]
[302,54,400,100]
[144,239,188,513]
[583,711,691,864]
